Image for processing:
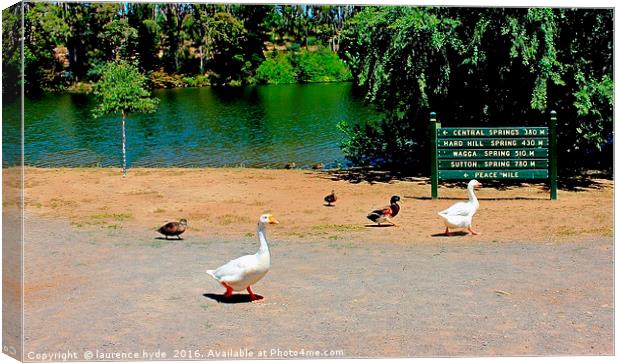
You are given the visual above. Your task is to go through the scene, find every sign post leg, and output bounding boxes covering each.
[430,112,439,199]
[549,110,558,200]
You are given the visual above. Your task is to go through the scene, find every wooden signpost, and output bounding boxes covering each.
[430,111,558,199]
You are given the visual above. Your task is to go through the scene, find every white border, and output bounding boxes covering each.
[0,2,616,363]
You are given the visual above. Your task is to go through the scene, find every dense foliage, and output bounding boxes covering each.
[2,3,357,94]
[339,7,613,173]
[91,60,159,118]
[256,47,351,84]
[2,4,613,174]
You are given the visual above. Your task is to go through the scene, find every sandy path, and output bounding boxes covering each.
[20,214,613,358]
[6,167,614,244]
[4,167,613,358]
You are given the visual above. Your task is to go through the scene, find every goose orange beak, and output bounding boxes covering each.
[268,215,280,224]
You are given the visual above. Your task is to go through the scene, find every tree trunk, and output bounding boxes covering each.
[199,45,204,74]
[121,110,127,177]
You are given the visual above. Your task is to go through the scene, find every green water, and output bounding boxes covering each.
[2,83,382,168]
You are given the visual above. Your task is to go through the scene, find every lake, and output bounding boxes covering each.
[2,83,382,169]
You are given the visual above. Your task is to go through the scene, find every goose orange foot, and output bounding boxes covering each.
[222,282,234,298]
[247,286,262,301]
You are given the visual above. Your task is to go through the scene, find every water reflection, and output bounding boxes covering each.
[3,83,382,168]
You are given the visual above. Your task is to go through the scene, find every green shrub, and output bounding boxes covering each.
[150,69,184,88]
[183,74,211,87]
[296,47,352,83]
[255,53,297,84]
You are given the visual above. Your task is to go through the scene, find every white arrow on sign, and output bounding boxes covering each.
[443,130,448,135]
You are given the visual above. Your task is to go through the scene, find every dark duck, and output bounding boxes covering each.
[157,219,188,239]
[367,195,401,227]
[324,190,337,206]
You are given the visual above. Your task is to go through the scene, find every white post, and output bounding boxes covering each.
[121,110,127,177]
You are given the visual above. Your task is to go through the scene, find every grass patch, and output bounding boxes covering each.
[48,198,78,209]
[220,214,252,225]
[557,226,612,237]
[89,212,134,222]
[557,226,578,236]
[584,227,613,237]
[327,241,357,250]
[314,223,364,232]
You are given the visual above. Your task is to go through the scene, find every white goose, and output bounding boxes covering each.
[438,179,482,235]
[206,214,279,301]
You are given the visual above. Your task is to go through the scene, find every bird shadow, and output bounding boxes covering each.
[430,231,470,237]
[203,293,263,304]
[154,236,182,240]
[324,204,336,207]
[365,224,395,228]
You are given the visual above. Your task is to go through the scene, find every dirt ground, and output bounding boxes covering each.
[2,167,615,358]
[7,167,615,243]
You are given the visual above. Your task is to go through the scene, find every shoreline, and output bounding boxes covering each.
[3,166,614,245]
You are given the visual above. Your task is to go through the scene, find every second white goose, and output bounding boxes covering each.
[438,179,482,235]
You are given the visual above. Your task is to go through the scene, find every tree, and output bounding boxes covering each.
[92,60,159,176]
[2,4,22,99]
[23,1,70,93]
[339,7,613,173]
[99,18,138,60]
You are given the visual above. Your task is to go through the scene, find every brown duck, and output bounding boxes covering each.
[324,190,337,206]
[158,219,187,239]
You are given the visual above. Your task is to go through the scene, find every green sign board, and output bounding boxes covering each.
[438,159,548,169]
[437,138,548,148]
[438,127,548,138]
[438,169,549,180]
[438,148,549,159]
[429,111,558,199]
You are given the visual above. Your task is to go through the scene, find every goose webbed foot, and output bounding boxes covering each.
[247,286,262,301]
[222,282,234,298]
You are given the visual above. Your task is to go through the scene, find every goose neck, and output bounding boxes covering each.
[257,223,269,255]
[468,185,479,204]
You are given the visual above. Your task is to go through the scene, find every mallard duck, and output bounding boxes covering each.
[438,179,482,235]
[206,214,279,301]
[324,190,337,206]
[367,195,401,227]
[284,162,296,169]
[312,163,325,170]
[157,219,187,239]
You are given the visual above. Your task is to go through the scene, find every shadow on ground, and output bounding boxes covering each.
[316,168,612,193]
[203,293,263,304]
[365,224,397,228]
[314,168,426,185]
[430,231,469,237]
